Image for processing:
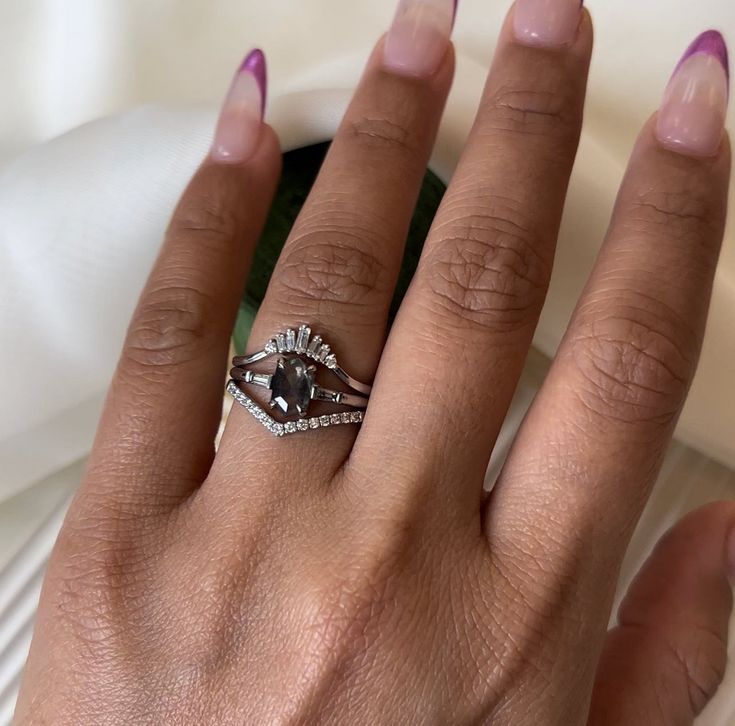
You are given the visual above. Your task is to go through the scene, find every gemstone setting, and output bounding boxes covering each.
[227,326,371,436]
[269,357,315,418]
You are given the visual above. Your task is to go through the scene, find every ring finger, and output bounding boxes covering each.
[215,0,457,474]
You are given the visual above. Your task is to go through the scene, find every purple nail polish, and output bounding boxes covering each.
[675,30,729,85]
[657,30,730,157]
[240,48,268,118]
[211,49,266,163]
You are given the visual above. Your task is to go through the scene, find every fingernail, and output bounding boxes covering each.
[383,0,454,78]
[513,0,582,48]
[211,48,266,164]
[657,30,730,158]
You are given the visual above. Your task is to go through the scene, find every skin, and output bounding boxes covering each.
[14,8,734,726]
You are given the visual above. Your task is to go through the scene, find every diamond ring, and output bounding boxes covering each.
[227,325,371,437]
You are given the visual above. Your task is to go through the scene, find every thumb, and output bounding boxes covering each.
[589,502,735,725]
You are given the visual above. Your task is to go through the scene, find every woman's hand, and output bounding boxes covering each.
[15,1,733,724]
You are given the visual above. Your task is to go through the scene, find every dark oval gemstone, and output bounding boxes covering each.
[270,357,315,418]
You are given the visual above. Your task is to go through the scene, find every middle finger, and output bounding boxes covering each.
[354,3,592,504]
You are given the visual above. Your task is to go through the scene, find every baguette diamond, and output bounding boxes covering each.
[296,325,311,354]
[307,335,322,358]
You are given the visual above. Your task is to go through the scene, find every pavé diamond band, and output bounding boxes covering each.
[227,324,372,437]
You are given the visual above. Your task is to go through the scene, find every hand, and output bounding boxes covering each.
[15,1,733,724]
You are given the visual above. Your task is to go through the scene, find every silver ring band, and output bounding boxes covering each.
[229,367,369,409]
[231,326,372,396]
[227,325,371,436]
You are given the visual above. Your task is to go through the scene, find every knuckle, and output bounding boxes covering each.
[168,190,241,249]
[51,512,158,642]
[678,624,729,716]
[618,621,728,719]
[296,503,428,662]
[123,284,215,371]
[344,114,418,160]
[569,303,696,425]
[624,189,717,246]
[482,84,577,142]
[295,553,399,669]
[275,231,388,312]
[422,206,550,332]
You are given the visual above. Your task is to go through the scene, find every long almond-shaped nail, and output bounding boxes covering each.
[383,0,454,78]
[211,49,266,163]
[657,31,730,158]
[513,0,582,48]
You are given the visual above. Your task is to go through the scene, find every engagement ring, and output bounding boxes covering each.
[227,324,371,437]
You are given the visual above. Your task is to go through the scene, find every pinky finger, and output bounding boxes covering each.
[589,502,735,725]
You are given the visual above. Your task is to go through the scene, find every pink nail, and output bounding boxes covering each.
[211,49,266,164]
[513,0,582,49]
[657,31,730,158]
[383,0,454,78]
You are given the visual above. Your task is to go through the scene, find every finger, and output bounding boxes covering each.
[352,4,592,499]
[84,50,281,508]
[589,502,735,726]
[491,32,730,548]
[484,35,730,698]
[214,1,455,471]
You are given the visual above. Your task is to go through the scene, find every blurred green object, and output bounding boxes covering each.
[234,142,446,354]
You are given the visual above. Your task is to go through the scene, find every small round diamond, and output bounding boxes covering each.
[341,412,351,424]
[350,411,362,423]
[297,419,309,431]
[309,418,320,429]
[320,415,331,427]
[285,421,297,434]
